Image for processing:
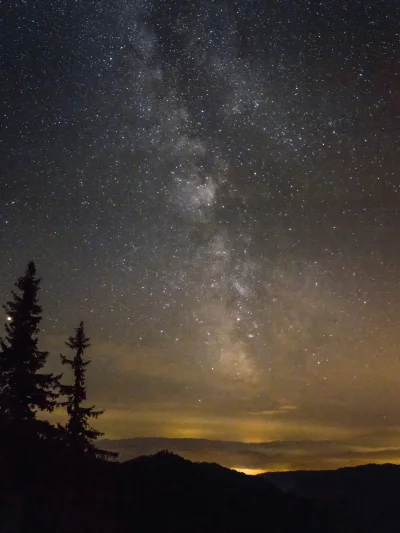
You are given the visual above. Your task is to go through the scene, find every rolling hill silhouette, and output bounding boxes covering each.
[0,449,399,532]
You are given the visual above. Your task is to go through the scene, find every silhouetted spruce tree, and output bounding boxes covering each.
[0,262,61,442]
[60,322,117,460]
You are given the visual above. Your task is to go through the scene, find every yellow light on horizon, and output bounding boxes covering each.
[232,467,266,476]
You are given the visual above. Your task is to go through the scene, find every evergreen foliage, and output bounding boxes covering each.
[60,322,117,460]
[0,262,61,439]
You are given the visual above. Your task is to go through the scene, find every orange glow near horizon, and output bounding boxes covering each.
[232,467,268,476]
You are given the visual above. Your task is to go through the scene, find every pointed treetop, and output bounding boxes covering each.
[27,261,36,276]
[65,321,90,351]
[60,322,117,460]
[16,260,39,287]
[0,261,61,424]
[3,260,42,335]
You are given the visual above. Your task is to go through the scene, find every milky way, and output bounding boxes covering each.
[1,0,399,469]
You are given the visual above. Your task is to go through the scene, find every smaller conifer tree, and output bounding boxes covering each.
[60,322,117,460]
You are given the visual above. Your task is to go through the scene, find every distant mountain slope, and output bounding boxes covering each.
[262,463,400,532]
[262,463,400,502]
[0,450,325,533]
[1,449,400,532]
[114,451,321,533]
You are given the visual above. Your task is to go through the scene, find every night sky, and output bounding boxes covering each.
[1,1,399,472]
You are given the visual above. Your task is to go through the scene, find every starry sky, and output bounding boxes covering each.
[1,1,399,472]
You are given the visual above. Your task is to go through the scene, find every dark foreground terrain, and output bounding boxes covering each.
[263,463,400,532]
[0,449,399,532]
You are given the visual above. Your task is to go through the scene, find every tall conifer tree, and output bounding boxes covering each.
[60,322,117,460]
[0,262,60,436]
